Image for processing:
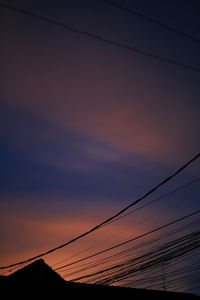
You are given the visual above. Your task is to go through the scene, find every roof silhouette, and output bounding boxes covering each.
[1,260,199,298]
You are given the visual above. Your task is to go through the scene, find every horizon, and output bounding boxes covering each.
[1,258,199,298]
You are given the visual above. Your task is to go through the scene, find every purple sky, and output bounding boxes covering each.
[0,0,200,293]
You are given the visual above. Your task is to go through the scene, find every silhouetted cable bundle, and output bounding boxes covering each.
[63,224,200,291]
[1,154,200,295]
[51,154,200,296]
[0,153,199,270]
[57,219,200,276]
[55,209,200,272]
[51,178,200,273]
[1,0,200,294]
[0,139,199,296]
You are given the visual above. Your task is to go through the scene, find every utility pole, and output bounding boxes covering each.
[162,263,167,291]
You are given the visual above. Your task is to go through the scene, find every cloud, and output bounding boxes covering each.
[2,23,200,165]
[2,101,172,201]
[1,4,200,286]
[2,0,200,170]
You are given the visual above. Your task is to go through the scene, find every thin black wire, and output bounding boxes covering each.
[70,231,200,284]
[124,253,200,288]
[0,152,199,270]
[143,273,200,290]
[102,0,200,45]
[59,219,200,277]
[52,178,200,269]
[126,260,200,286]
[103,178,200,227]
[69,235,200,284]
[62,235,200,280]
[0,1,200,73]
[94,240,200,286]
[55,208,200,272]
[185,283,200,292]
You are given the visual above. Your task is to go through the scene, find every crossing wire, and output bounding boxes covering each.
[0,1,200,73]
[0,152,199,270]
[102,0,200,45]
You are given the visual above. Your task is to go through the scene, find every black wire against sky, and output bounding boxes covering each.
[0,152,199,270]
[102,0,200,45]
[55,209,200,272]
[67,231,200,283]
[1,0,200,272]
[52,178,200,268]
[101,178,200,227]
[0,1,200,73]
[59,220,200,276]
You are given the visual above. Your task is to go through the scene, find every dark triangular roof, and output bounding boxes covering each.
[8,259,65,284]
[1,259,198,298]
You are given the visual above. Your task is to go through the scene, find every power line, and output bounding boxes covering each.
[58,220,200,277]
[0,1,200,73]
[52,178,200,269]
[69,230,200,284]
[124,253,200,288]
[0,152,199,270]
[103,178,200,227]
[102,0,200,45]
[55,208,200,272]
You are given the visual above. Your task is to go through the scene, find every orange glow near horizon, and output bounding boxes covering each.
[0,197,149,279]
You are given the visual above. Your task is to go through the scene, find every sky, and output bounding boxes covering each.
[0,0,200,293]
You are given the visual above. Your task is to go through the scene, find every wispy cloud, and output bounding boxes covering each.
[2,26,200,163]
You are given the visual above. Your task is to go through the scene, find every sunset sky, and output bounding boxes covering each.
[0,0,200,291]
